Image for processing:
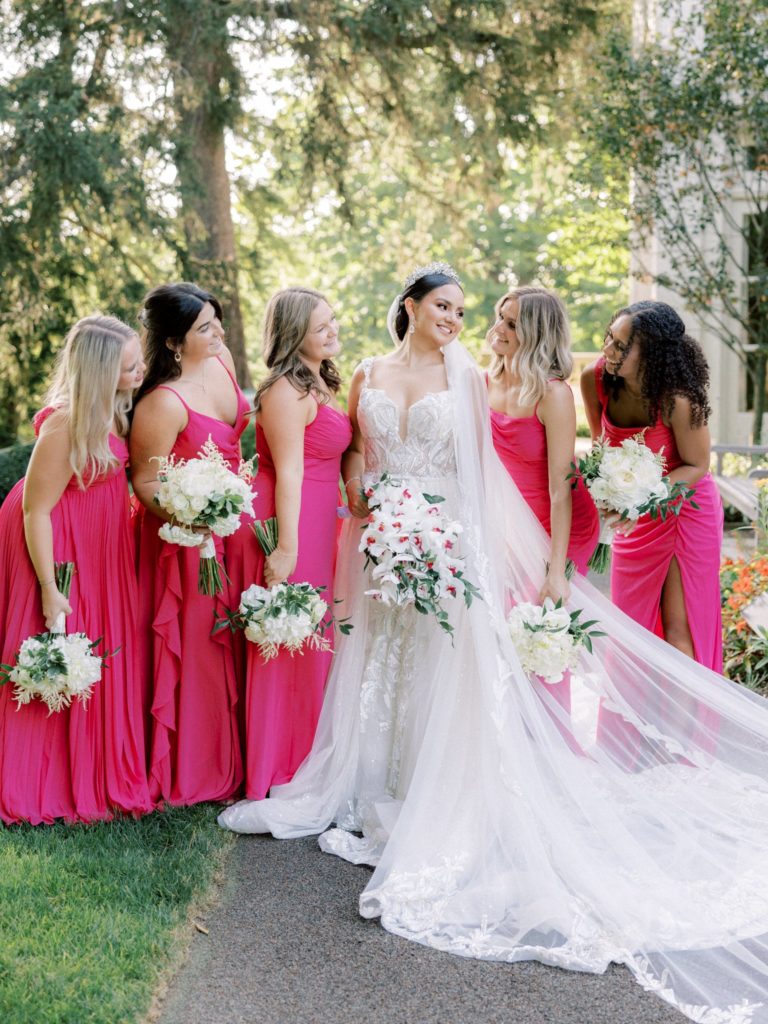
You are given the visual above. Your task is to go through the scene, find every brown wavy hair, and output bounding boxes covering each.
[254,288,341,410]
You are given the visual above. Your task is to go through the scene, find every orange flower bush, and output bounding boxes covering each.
[720,555,768,693]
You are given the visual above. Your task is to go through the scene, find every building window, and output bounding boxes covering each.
[745,211,768,412]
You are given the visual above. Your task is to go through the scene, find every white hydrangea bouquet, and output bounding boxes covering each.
[573,433,698,573]
[359,475,481,638]
[215,517,346,660]
[0,562,109,714]
[507,598,604,684]
[152,438,255,595]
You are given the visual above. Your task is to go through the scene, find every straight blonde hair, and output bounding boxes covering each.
[254,287,341,411]
[46,315,136,488]
[489,287,573,407]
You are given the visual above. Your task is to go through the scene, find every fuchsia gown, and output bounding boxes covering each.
[135,361,249,805]
[0,410,152,824]
[594,358,724,671]
[489,387,599,574]
[235,399,352,800]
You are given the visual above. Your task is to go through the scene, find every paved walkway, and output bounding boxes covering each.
[158,835,683,1024]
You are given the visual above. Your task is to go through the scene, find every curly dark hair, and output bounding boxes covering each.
[603,301,711,428]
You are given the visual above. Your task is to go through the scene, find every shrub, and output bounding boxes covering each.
[0,443,33,506]
[721,555,768,694]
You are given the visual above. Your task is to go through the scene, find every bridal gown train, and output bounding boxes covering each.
[221,343,768,1024]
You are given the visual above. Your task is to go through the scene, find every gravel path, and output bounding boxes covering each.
[158,835,683,1024]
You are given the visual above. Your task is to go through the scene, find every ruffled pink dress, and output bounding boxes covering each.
[594,358,724,670]
[232,400,352,800]
[489,395,599,574]
[135,364,249,805]
[0,410,152,824]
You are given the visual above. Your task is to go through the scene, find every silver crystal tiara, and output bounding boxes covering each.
[403,261,462,291]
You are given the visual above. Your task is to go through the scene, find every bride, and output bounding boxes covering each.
[221,264,768,1024]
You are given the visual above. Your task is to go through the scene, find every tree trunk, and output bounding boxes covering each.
[751,348,767,446]
[164,9,252,388]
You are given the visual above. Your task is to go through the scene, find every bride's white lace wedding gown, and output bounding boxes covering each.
[221,345,768,1024]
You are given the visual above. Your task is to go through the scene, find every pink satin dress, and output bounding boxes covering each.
[594,358,724,670]
[489,394,599,575]
[233,399,352,800]
[135,361,249,805]
[0,410,152,824]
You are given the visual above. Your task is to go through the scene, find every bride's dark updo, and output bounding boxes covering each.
[393,267,464,342]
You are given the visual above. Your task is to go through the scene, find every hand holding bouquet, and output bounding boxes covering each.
[153,438,255,595]
[572,434,698,573]
[216,517,347,661]
[359,475,481,638]
[507,598,604,684]
[0,562,110,713]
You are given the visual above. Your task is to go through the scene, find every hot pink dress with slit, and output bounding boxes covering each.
[234,400,352,800]
[0,410,152,824]
[594,358,724,670]
[135,362,249,805]
[489,395,599,575]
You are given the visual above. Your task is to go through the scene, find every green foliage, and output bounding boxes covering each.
[588,0,768,440]
[0,443,34,505]
[0,805,232,1024]
[1,0,625,438]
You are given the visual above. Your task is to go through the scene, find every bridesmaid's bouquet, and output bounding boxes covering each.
[507,598,604,684]
[236,581,331,661]
[572,433,698,573]
[217,517,345,661]
[359,475,481,638]
[152,438,255,595]
[0,562,110,713]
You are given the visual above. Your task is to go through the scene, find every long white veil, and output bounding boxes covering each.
[223,338,768,1023]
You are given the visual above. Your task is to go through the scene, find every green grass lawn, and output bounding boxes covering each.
[0,805,233,1024]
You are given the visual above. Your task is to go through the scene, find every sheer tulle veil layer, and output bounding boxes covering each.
[221,337,768,1024]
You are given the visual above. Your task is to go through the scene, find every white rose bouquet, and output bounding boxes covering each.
[359,475,481,638]
[0,562,110,714]
[152,438,255,595]
[507,599,604,684]
[236,581,331,662]
[572,434,698,573]
[214,516,350,660]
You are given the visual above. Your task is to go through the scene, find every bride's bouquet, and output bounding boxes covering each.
[573,433,698,573]
[507,598,604,684]
[359,475,481,638]
[0,562,110,713]
[152,438,255,595]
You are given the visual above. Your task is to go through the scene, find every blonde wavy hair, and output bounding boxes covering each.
[489,287,573,407]
[254,287,341,411]
[45,314,137,488]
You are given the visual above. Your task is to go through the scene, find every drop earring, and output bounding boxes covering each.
[409,322,415,336]
[174,350,182,364]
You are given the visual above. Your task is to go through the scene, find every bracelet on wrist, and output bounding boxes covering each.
[38,576,56,587]
[344,475,362,489]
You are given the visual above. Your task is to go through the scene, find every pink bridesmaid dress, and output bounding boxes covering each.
[235,400,352,800]
[0,409,152,824]
[135,360,249,805]
[594,358,724,670]
[489,392,600,574]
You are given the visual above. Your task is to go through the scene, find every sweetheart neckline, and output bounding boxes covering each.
[361,386,451,445]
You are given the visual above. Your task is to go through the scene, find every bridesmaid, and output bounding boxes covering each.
[0,315,152,824]
[487,287,599,599]
[131,282,247,805]
[237,287,351,800]
[581,301,724,670]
